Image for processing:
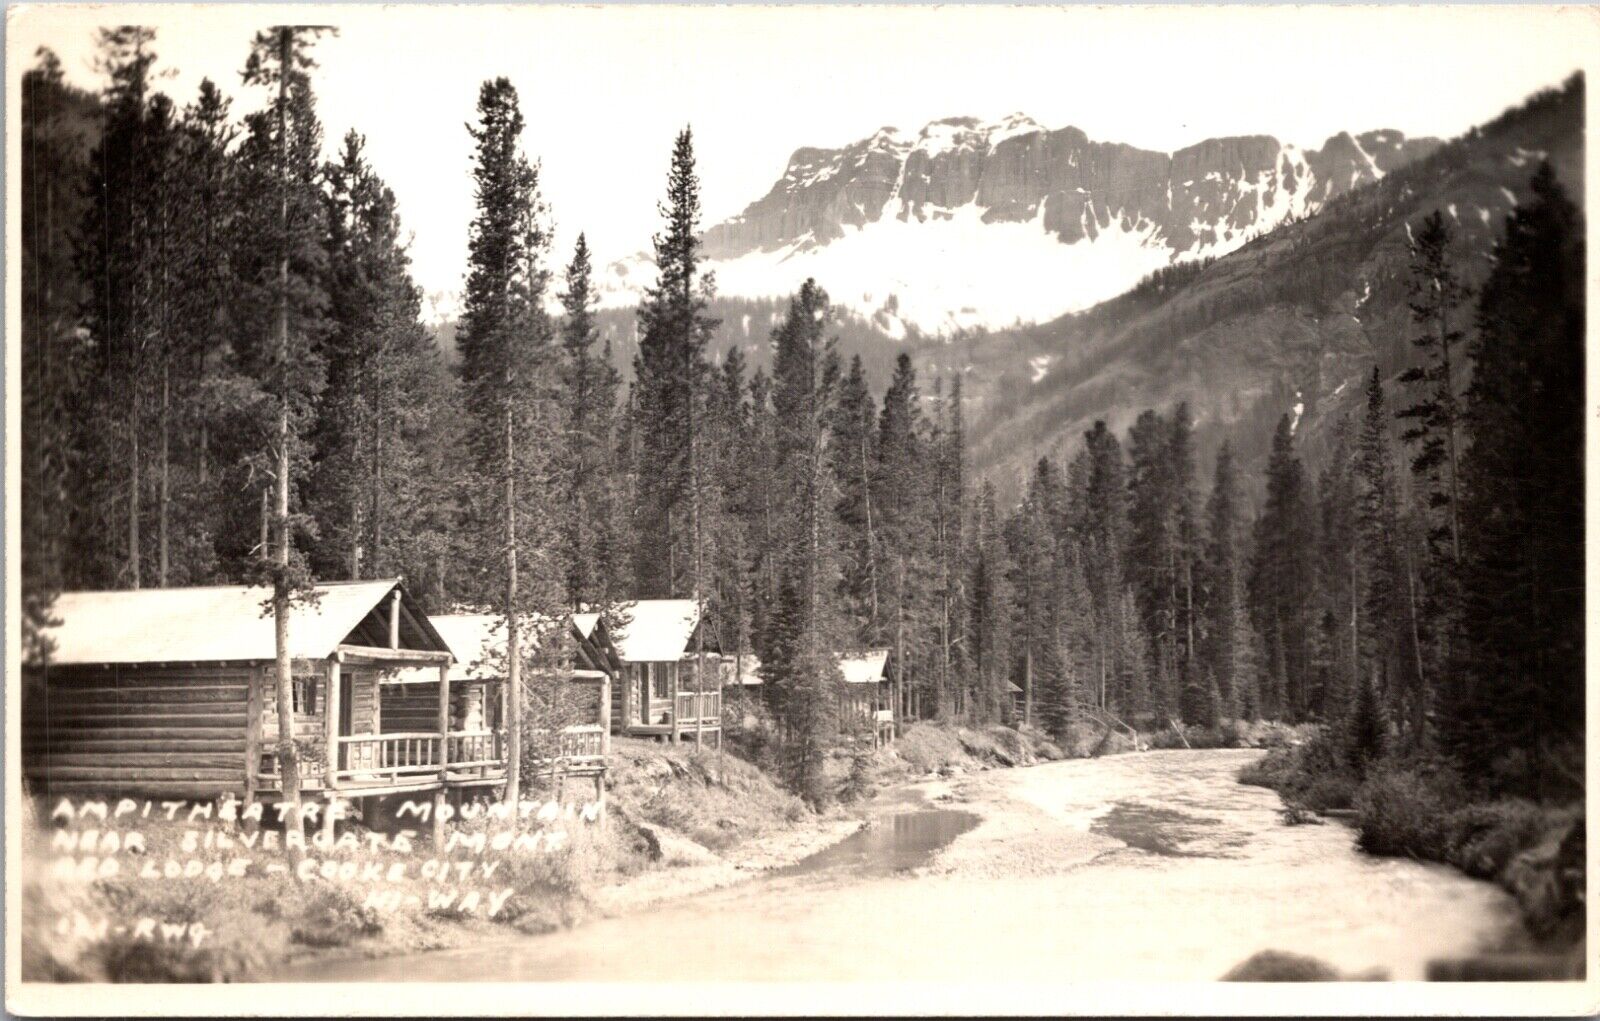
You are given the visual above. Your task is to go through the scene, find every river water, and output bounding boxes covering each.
[283,749,1526,983]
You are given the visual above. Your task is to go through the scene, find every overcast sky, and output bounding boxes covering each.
[12,4,1595,308]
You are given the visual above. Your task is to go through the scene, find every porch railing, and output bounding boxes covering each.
[446,730,504,769]
[528,724,606,765]
[335,732,443,781]
[674,690,722,724]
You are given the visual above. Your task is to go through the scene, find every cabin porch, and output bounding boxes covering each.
[614,660,723,745]
[254,645,511,800]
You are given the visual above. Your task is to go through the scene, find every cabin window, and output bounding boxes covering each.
[292,675,318,715]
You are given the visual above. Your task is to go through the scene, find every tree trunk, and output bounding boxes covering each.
[369,371,382,579]
[271,28,304,854]
[504,404,522,805]
[1438,303,1462,564]
[129,402,141,589]
[1403,541,1428,743]
[690,329,704,753]
[862,428,879,628]
[158,364,169,586]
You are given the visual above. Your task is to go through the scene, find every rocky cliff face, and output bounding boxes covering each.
[673,115,1440,332]
[706,116,1440,259]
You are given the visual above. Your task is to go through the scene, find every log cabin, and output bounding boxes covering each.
[423,612,621,802]
[19,579,508,807]
[838,649,896,746]
[1007,680,1026,719]
[606,599,724,745]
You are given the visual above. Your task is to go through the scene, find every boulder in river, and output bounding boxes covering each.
[1222,950,1344,981]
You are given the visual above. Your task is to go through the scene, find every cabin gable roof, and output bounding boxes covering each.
[839,649,891,685]
[431,611,620,682]
[32,579,448,667]
[609,599,710,663]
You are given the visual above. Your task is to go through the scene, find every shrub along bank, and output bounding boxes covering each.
[1239,730,1585,948]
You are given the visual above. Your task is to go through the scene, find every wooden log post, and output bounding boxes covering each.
[438,661,451,785]
[325,658,341,792]
[668,663,679,745]
[621,665,632,734]
[440,662,454,842]
[243,664,263,827]
[389,590,401,650]
[599,671,611,756]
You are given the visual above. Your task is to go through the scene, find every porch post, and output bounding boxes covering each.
[668,662,679,744]
[324,658,341,791]
[436,661,451,848]
[621,665,633,734]
[438,661,451,784]
[243,663,263,816]
[600,671,611,755]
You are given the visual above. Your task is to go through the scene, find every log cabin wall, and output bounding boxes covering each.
[21,663,253,797]
[379,683,441,733]
[258,664,327,746]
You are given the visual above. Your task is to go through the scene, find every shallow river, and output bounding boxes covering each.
[284,749,1526,983]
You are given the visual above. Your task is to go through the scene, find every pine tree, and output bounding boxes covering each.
[632,128,717,600]
[21,49,97,657]
[556,233,621,609]
[312,130,448,588]
[707,344,755,678]
[1127,409,1178,718]
[1450,165,1584,797]
[1247,414,1315,721]
[931,376,968,718]
[1200,442,1242,718]
[1314,417,1358,723]
[1169,403,1201,699]
[1397,210,1469,563]
[77,27,161,591]
[165,78,240,586]
[457,77,562,801]
[1345,672,1388,777]
[967,480,1010,723]
[1034,636,1076,745]
[1354,366,1425,741]
[239,24,336,850]
[832,354,880,641]
[760,280,843,802]
[875,353,934,721]
[1076,421,1131,717]
[1004,465,1055,728]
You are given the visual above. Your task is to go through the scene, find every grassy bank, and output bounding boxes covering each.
[1239,730,1585,949]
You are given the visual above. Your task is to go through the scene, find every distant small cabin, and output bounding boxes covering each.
[20,579,494,805]
[608,599,723,745]
[423,612,619,790]
[1007,680,1026,718]
[838,649,896,745]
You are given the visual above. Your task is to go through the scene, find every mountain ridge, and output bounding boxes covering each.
[594,113,1441,333]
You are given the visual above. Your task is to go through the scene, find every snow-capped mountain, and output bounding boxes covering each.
[600,114,1440,334]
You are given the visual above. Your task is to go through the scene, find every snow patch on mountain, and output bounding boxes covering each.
[699,198,1173,333]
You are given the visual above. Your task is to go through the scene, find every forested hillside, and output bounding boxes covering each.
[963,75,1584,503]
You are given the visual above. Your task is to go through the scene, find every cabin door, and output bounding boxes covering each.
[338,673,355,736]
